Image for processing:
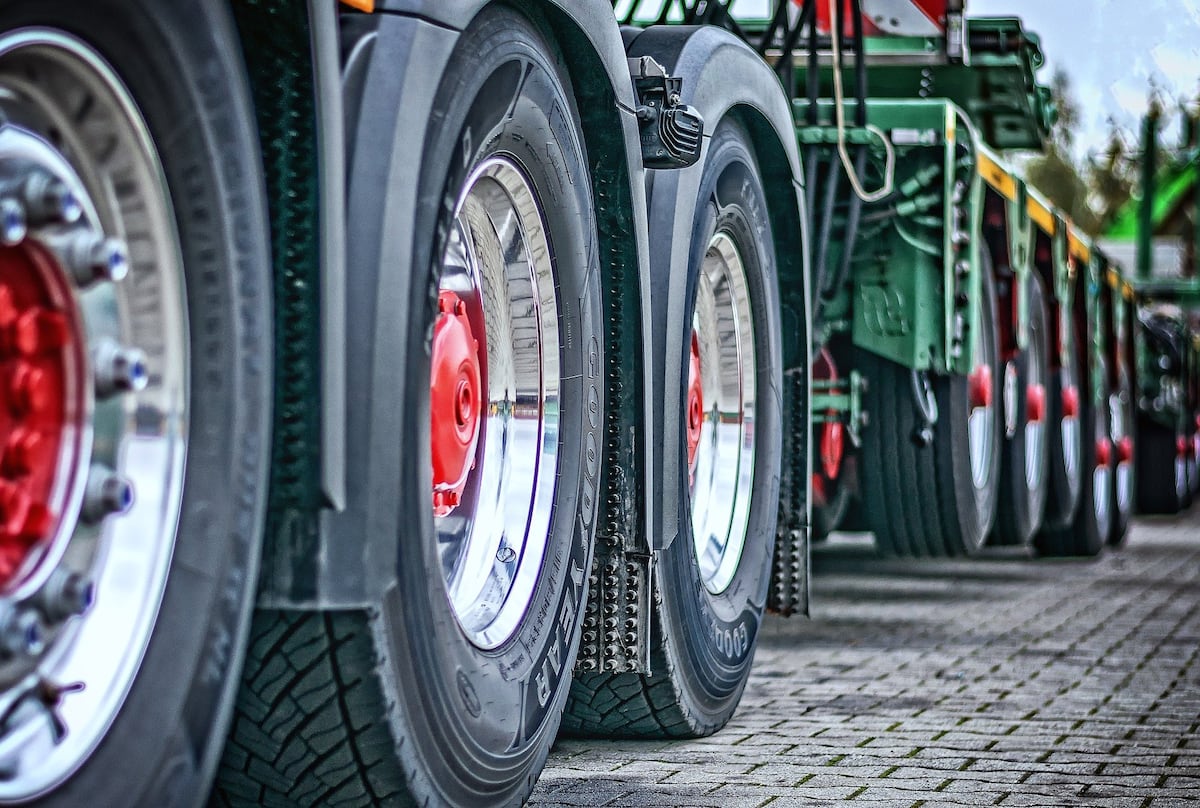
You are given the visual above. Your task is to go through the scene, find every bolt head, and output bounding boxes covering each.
[0,198,26,246]
[69,234,128,286]
[100,475,134,514]
[2,608,44,656]
[83,464,134,523]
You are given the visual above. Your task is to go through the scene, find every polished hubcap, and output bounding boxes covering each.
[434,156,559,650]
[1092,410,1112,525]
[1024,337,1047,492]
[689,232,755,596]
[1109,384,1132,516]
[0,32,188,797]
[967,301,996,491]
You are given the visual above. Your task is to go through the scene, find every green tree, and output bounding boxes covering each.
[1086,123,1136,230]
[1025,69,1101,232]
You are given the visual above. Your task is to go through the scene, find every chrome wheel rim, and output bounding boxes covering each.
[433,156,559,650]
[0,32,188,797]
[1092,405,1112,527]
[689,232,755,596]
[1110,387,1131,515]
[1060,378,1081,485]
[967,295,996,491]
[1024,336,1047,492]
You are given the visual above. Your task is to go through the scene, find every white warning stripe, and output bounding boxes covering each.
[859,0,943,36]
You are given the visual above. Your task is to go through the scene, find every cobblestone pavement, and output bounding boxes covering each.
[530,510,1200,807]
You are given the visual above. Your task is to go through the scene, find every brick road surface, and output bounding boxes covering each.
[530,510,1200,807]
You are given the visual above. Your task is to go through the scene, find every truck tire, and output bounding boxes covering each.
[214,8,602,807]
[564,119,781,739]
[1187,422,1199,502]
[994,276,1051,545]
[0,3,272,805]
[1108,362,1135,545]
[1036,353,1111,557]
[1135,415,1185,514]
[1041,295,1084,530]
[813,469,855,541]
[859,263,1002,557]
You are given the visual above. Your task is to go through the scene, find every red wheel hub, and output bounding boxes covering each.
[811,473,829,507]
[0,245,79,585]
[1095,437,1112,469]
[1116,436,1133,465]
[1061,384,1080,419]
[430,290,483,517]
[820,420,845,482]
[813,349,845,492]
[1026,383,1046,424]
[968,364,993,409]
[686,331,703,480]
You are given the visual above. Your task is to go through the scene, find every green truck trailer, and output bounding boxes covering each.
[0,0,1188,806]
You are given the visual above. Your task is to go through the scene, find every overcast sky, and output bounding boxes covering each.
[970,0,1200,158]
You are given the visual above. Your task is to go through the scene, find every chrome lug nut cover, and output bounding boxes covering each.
[92,338,148,398]
[31,570,94,622]
[0,607,42,658]
[80,464,133,524]
[0,199,25,246]
[17,173,81,227]
[62,232,129,287]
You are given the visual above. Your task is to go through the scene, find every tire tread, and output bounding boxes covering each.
[213,611,409,808]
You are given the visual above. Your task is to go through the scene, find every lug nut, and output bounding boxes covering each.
[14,308,69,357]
[64,232,128,286]
[15,172,82,226]
[7,362,50,417]
[2,428,41,477]
[81,464,133,524]
[93,338,148,398]
[0,198,26,246]
[0,605,44,657]
[33,569,95,621]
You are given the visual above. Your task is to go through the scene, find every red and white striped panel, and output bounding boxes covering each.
[805,0,948,38]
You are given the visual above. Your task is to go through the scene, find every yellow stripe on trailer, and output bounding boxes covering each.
[1067,229,1090,264]
[1026,194,1055,234]
[977,151,1016,201]
[339,0,375,10]
[1106,268,1121,289]
[1123,281,1135,302]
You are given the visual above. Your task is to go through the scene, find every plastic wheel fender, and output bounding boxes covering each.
[625,23,810,553]
[261,2,655,608]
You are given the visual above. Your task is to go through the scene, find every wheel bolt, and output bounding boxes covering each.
[82,464,134,523]
[93,338,149,398]
[33,569,95,621]
[0,605,44,657]
[6,172,83,226]
[0,198,26,246]
[2,428,41,477]
[64,232,129,286]
[7,362,50,417]
[14,308,69,357]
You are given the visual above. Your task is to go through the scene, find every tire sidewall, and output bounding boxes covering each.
[1077,349,1111,554]
[661,119,781,705]
[998,276,1051,545]
[0,3,272,805]
[382,9,601,803]
[940,262,1001,552]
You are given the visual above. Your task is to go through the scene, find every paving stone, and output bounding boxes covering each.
[529,511,1200,806]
